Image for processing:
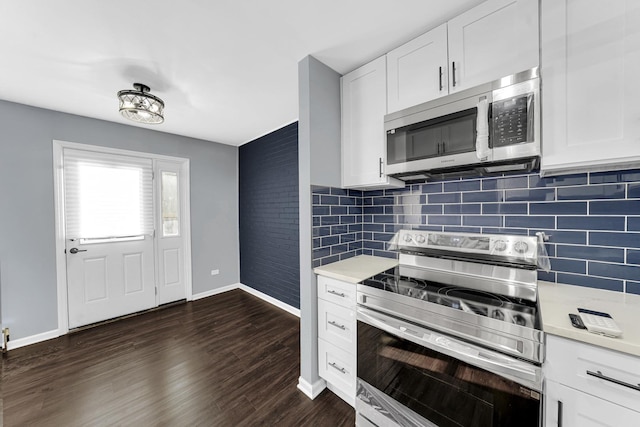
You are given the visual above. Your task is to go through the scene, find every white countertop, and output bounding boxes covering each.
[538,281,640,357]
[313,255,398,284]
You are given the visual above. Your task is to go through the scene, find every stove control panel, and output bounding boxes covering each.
[396,230,538,261]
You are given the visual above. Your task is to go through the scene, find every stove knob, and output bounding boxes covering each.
[415,234,426,244]
[404,234,413,242]
[493,240,507,252]
[491,310,505,321]
[514,241,529,254]
[513,314,527,326]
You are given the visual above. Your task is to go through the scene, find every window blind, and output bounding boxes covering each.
[63,148,154,240]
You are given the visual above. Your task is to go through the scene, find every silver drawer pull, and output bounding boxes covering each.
[327,289,346,298]
[586,370,640,392]
[328,320,346,330]
[329,362,346,374]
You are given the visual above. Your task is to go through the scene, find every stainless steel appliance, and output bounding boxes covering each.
[356,230,545,427]
[385,68,540,181]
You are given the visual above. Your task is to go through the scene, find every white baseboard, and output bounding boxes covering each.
[297,376,327,400]
[238,284,301,317]
[8,283,300,352]
[6,329,60,351]
[191,283,240,300]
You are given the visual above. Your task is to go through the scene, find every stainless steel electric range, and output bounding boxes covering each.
[356,229,546,427]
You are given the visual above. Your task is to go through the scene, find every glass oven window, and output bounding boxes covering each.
[358,320,540,427]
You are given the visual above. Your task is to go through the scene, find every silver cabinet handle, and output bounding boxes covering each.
[69,247,87,254]
[379,157,383,178]
[328,320,346,330]
[586,370,640,392]
[438,66,443,91]
[329,362,346,374]
[452,61,457,87]
[327,289,346,298]
[557,400,563,427]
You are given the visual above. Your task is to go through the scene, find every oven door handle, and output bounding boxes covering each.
[357,307,542,391]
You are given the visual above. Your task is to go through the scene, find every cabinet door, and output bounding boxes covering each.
[448,0,539,92]
[545,380,640,427]
[541,0,640,175]
[387,23,448,113]
[341,56,388,187]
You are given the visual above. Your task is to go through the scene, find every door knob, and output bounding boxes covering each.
[69,247,87,254]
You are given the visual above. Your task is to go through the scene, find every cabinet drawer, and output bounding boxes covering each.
[317,275,356,308]
[318,298,356,352]
[546,335,640,413]
[318,338,356,397]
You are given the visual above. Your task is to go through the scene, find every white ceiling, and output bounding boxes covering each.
[0,0,485,146]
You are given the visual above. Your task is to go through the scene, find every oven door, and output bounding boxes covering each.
[356,307,542,427]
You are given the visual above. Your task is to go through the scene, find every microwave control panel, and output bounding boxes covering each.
[491,94,531,147]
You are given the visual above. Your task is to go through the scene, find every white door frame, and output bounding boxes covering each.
[52,140,193,335]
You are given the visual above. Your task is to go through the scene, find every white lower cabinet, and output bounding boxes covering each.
[546,380,640,427]
[317,275,357,406]
[544,335,640,426]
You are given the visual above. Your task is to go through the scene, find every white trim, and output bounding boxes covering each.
[191,283,241,300]
[52,142,69,335]
[297,376,327,400]
[238,284,301,317]
[6,329,60,351]
[52,139,193,336]
[182,160,193,301]
[191,283,300,317]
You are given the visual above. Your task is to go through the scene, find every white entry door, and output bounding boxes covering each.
[155,160,187,305]
[63,148,156,329]
[65,237,156,328]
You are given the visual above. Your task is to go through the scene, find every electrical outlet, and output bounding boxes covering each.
[2,327,9,352]
[210,269,219,276]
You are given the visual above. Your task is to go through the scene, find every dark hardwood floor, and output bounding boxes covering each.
[1,290,355,426]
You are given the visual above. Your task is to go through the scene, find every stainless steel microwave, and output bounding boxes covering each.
[385,68,540,181]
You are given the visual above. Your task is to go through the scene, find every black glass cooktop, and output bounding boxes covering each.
[361,267,540,330]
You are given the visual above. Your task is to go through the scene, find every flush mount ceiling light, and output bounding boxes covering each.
[117,83,164,124]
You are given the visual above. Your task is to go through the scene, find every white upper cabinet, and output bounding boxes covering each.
[386,0,539,114]
[387,23,449,113]
[448,0,539,93]
[341,56,403,189]
[541,0,640,175]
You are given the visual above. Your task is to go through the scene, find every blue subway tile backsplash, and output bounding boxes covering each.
[312,169,640,294]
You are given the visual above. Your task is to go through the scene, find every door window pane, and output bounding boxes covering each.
[161,171,179,237]
[64,149,154,239]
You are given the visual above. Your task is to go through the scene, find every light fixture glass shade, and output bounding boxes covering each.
[117,83,164,124]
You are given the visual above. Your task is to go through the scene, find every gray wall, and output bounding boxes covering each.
[0,100,239,341]
[298,55,342,392]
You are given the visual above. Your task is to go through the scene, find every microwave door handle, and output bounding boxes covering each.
[476,98,490,161]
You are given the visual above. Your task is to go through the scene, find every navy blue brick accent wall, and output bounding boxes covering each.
[311,168,640,295]
[240,122,300,308]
